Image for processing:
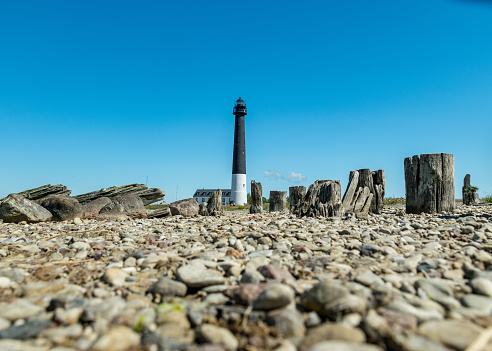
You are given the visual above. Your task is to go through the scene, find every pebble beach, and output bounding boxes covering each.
[1,203,492,351]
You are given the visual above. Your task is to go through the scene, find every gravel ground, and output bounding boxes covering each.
[0,203,492,351]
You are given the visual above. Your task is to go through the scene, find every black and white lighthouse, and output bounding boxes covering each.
[231,97,247,205]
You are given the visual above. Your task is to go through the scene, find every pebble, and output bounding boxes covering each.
[418,319,483,350]
[147,277,187,297]
[176,264,225,288]
[91,326,140,351]
[197,324,239,351]
[253,283,295,310]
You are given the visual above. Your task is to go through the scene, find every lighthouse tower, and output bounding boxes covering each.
[231,97,247,205]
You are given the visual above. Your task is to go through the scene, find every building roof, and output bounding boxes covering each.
[194,189,231,197]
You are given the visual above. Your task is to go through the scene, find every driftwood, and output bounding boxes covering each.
[342,169,385,215]
[299,180,343,218]
[15,184,71,200]
[206,189,223,216]
[74,183,165,205]
[462,174,479,206]
[289,186,306,215]
[250,180,263,214]
[405,153,455,214]
[269,191,287,212]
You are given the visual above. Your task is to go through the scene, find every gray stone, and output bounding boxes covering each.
[0,319,51,339]
[176,265,225,288]
[99,194,147,219]
[461,294,492,314]
[170,198,199,217]
[300,323,366,351]
[300,280,350,316]
[307,341,383,351]
[415,279,461,310]
[102,268,128,287]
[74,183,165,205]
[253,283,295,310]
[197,324,238,351]
[37,195,84,221]
[82,197,112,219]
[470,277,492,297]
[0,194,52,223]
[418,319,483,351]
[147,277,187,297]
[92,326,141,351]
[266,308,305,337]
[0,299,44,321]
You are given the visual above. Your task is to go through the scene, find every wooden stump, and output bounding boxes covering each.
[198,202,208,216]
[462,174,478,205]
[372,169,386,212]
[250,180,263,214]
[342,169,385,214]
[299,180,343,218]
[269,191,287,212]
[206,189,223,216]
[289,186,306,215]
[405,153,455,214]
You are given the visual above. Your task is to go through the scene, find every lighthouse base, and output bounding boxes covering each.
[231,173,247,205]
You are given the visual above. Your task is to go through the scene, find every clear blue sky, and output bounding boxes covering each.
[1,0,491,201]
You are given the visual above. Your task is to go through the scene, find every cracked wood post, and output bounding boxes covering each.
[404,153,455,214]
[372,169,386,213]
[289,186,306,215]
[269,191,287,212]
[250,180,263,214]
[206,189,223,216]
[462,174,478,205]
[299,180,343,218]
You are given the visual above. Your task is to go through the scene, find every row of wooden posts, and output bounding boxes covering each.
[249,153,477,217]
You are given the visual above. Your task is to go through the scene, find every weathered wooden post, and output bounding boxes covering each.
[206,189,223,216]
[250,180,263,214]
[372,169,386,212]
[299,180,343,218]
[289,186,306,215]
[404,153,455,214]
[342,169,385,216]
[462,174,479,205]
[269,191,287,212]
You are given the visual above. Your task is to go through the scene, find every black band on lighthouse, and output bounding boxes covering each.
[232,98,246,175]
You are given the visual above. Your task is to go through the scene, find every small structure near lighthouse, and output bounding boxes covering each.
[231,97,247,205]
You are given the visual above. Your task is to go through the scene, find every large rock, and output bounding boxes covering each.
[74,183,165,205]
[16,184,71,200]
[147,206,172,219]
[170,198,199,217]
[98,194,147,219]
[82,197,112,219]
[37,195,84,221]
[0,194,52,223]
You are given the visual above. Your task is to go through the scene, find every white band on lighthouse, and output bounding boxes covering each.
[231,173,247,205]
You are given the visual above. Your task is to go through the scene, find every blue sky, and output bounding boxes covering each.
[1,0,491,201]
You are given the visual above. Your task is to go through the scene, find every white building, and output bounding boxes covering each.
[193,189,232,206]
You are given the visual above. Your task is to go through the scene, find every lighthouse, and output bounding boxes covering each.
[231,97,247,205]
